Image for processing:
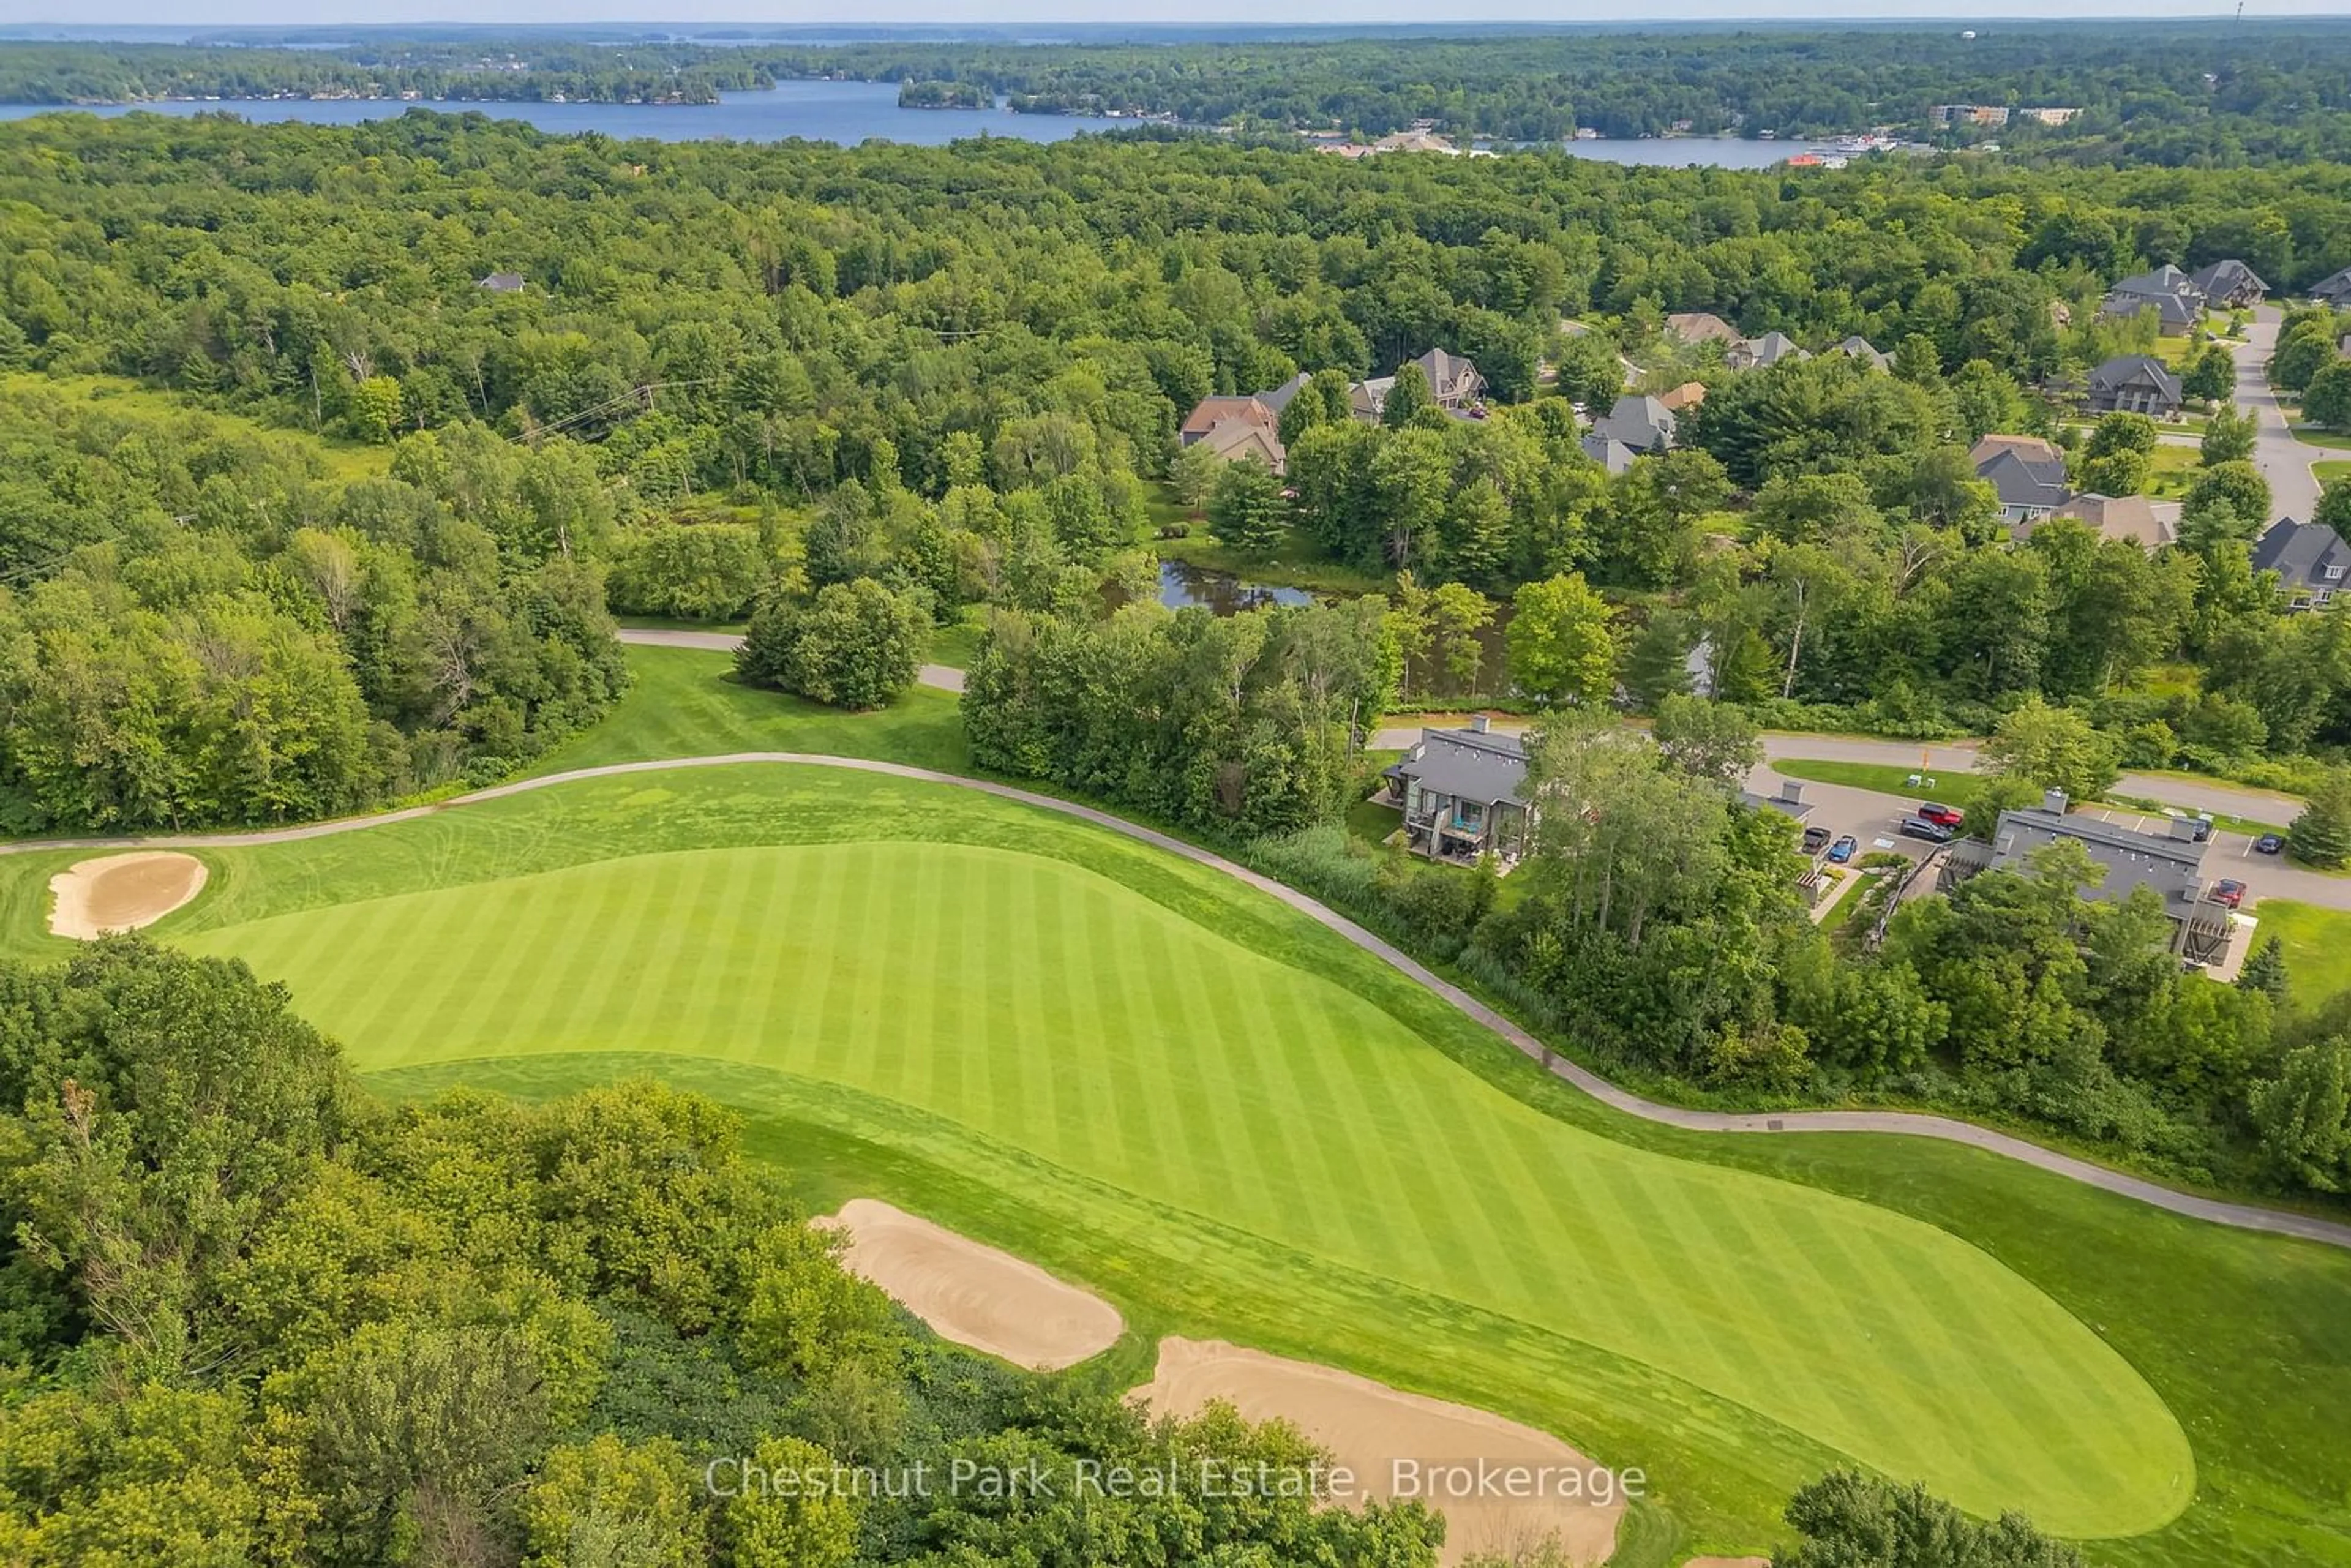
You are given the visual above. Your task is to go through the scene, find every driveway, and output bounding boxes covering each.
[2229,306,2328,523]
[616,626,966,693]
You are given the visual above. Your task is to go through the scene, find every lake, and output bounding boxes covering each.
[0,80,1095,146]
[0,83,1822,165]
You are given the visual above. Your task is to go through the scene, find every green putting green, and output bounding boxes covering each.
[98,761,2193,1539]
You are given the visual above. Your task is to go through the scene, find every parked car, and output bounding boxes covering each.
[1826,835,1858,864]
[2210,879,2247,909]
[1801,824,1832,854]
[2255,834,2285,855]
[1917,802,1964,828]
[1899,815,1956,844]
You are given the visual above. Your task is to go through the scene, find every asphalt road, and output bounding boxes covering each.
[2232,306,2328,524]
[9,749,2345,1250]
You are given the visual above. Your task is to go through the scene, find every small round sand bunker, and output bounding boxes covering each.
[822,1199,1122,1371]
[47,852,208,939]
[1135,1338,1626,1567]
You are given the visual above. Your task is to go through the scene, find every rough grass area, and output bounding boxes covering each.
[1,370,391,482]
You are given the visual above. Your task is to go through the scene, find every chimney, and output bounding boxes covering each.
[1780,780,1804,804]
[2042,789,2069,816]
[1469,714,1490,734]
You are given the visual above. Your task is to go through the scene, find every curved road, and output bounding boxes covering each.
[11,751,2350,1252]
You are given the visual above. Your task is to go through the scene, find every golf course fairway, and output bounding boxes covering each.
[27,762,2193,1540]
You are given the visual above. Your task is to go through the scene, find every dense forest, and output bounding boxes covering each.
[15,24,2351,161]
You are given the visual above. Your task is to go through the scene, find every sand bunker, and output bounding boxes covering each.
[1134,1338,1625,1567]
[822,1199,1122,1371]
[47,852,208,939]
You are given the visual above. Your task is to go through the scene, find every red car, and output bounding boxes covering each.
[1918,802,1965,828]
[2210,879,2247,909]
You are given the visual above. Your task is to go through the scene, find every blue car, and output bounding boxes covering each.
[1826,835,1859,864]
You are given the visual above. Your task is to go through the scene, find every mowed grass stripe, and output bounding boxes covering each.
[178,831,2191,1534]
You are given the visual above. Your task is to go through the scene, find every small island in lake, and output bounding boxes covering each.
[896,79,992,110]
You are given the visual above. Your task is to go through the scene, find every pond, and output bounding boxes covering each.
[1156,561,1319,613]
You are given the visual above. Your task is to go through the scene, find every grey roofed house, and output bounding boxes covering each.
[2099,287,2200,335]
[1381,720,1534,864]
[1409,347,1485,407]
[1725,330,1807,370]
[1940,789,2232,961]
[2251,517,2351,608]
[476,272,526,293]
[1831,335,1891,370]
[2309,266,2351,308]
[2188,258,2267,306]
[2086,354,2184,418]
[1973,441,2071,524]
[1592,392,1676,452]
[1580,432,1639,475]
[1348,375,1396,422]
[1255,372,1314,416]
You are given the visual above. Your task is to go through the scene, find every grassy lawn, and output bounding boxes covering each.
[2142,441,2203,498]
[525,643,967,778]
[2291,424,2351,452]
[2314,459,2351,489]
[45,765,2195,1548]
[926,606,991,670]
[2246,899,2351,1010]
[1146,481,1387,595]
[1769,757,1982,811]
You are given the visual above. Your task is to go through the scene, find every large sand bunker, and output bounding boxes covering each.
[822,1199,1122,1370]
[1134,1338,1626,1566]
[47,852,208,939]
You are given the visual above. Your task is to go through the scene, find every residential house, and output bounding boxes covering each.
[1580,433,1638,475]
[2099,264,2203,336]
[1179,393,1287,475]
[1180,395,1278,447]
[2086,354,2184,419]
[1831,335,1892,371]
[1939,790,2232,964]
[2188,258,2268,308]
[2251,517,2351,609]
[475,272,526,293]
[1194,417,1287,476]
[1382,719,1534,865]
[1664,311,1740,346]
[2048,492,2178,550]
[1592,392,1677,452]
[1657,381,1708,414]
[2310,266,2351,309]
[1725,331,1807,370]
[1348,348,1484,423]
[1255,372,1314,418]
[1409,347,1486,408]
[1970,434,2071,527]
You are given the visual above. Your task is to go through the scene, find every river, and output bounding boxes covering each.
[0,81,1827,165]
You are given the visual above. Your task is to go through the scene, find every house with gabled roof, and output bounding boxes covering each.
[2087,355,2184,419]
[2048,492,2178,551]
[1180,395,1278,446]
[1726,331,1807,371]
[475,272,526,293]
[2252,517,2351,609]
[2309,266,2351,309]
[1592,393,1677,452]
[1580,432,1638,475]
[1973,437,2071,528]
[1409,347,1485,408]
[2188,259,2267,308]
[1832,335,1892,371]
[1665,311,1740,345]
